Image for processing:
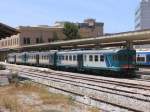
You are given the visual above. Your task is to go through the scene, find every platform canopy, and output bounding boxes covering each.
[0,23,19,39]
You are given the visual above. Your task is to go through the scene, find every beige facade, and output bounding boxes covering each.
[0,26,66,49]
[0,35,20,49]
[0,19,104,49]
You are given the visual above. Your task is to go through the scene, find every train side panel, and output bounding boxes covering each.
[56,52,78,69]
[39,51,56,67]
[136,51,150,66]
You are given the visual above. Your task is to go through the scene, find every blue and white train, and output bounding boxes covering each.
[136,50,150,66]
[7,49,136,76]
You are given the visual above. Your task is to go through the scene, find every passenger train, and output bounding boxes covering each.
[7,49,136,76]
[136,50,150,66]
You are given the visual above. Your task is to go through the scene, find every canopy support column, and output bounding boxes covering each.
[126,41,133,49]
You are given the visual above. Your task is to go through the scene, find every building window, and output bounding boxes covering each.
[40,37,43,43]
[23,37,30,45]
[36,37,43,43]
[27,38,30,44]
[48,38,51,42]
[23,38,26,44]
[36,38,40,43]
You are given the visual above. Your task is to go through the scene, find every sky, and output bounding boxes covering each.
[0,0,140,33]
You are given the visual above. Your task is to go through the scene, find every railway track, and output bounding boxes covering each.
[3,63,150,112]
[17,68,150,96]
[7,64,150,91]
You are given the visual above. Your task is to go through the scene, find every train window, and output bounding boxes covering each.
[84,55,86,61]
[147,55,150,62]
[66,55,68,61]
[62,56,64,60]
[95,55,98,62]
[113,55,118,61]
[50,55,52,60]
[137,57,145,62]
[89,55,93,61]
[69,55,72,61]
[118,54,128,61]
[58,56,61,60]
[73,55,76,61]
[100,55,104,62]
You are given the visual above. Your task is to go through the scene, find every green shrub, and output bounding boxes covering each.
[0,64,6,70]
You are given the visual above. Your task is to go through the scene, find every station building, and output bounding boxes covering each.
[0,19,104,49]
[0,26,66,49]
[0,23,19,61]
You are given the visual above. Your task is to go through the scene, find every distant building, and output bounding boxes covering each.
[55,18,104,38]
[135,0,150,30]
[0,19,104,49]
[134,0,150,49]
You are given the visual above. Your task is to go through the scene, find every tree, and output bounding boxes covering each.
[63,22,80,40]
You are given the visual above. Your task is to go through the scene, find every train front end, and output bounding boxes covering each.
[117,49,136,75]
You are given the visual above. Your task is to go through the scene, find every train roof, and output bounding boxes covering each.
[136,50,150,53]
[57,49,126,54]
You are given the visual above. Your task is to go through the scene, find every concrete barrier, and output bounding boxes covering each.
[0,70,10,86]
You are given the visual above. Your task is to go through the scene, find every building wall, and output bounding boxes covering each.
[135,0,150,30]
[0,26,66,49]
[79,26,103,38]
[134,0,150,49]
[19,26,66,46]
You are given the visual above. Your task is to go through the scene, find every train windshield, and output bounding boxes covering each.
[117,50,136,64]
[113,54,136,62]
[118,54,135,61]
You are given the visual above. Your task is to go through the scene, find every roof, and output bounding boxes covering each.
[0,23,19,39]
[57,49,122,54]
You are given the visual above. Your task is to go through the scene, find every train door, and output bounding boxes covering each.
[77,54,83,69]
[36,54,39,65]
[53,53,57,67]
[14,55,16,64]
[146,54,150,64]
[24,53,27,64]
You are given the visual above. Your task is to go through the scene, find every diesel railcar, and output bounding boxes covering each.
[7,49,136,76]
